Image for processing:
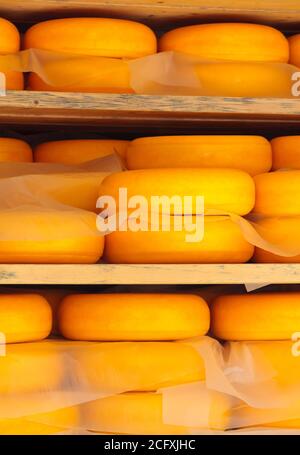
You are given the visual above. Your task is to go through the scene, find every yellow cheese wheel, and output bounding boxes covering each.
[82,391,231,434]
[0,406,79,435]
[193,61,295,98]
[34,139,129,164]
[58,293,210,341]
[1,70,24,90]
[126,136,272,175]
[159,23,289,62]
[0,18,20,53]
[0,138,32,162]
[253,217,300,263]
[0,294,51,343]
[24,18,157,58]
[211,292,300,340]
[254,171,300,216]
[74,341,205,392]
[289,34,300,67]
[27,56,133,93]
[0,210,104,264]
[271,136,300,170]
[104,215,254,264]
[0,341,63,393]
[99,169,255,215]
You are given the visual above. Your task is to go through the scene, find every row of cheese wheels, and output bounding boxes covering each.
[2,292,300,343]
[0,17,299,94]
[3,135,300,175]
[1,337,300,433]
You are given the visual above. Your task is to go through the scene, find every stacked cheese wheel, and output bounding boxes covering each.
[159,23,294,97]
[0,18,23,90]
[57,292,230,433]
[100,153,255,263]
[23,18,157,92]
[211,292,300,428]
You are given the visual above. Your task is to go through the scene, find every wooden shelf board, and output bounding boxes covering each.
[1,1,300,30]
[0,91,299,129]
[0,264,300,285]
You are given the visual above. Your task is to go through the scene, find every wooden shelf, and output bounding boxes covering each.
[0,264,300,285]
[1,91,300,131]
[1,1,300,30]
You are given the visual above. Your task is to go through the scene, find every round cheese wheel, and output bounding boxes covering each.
[254,171,300,216]
[34,139,129,164]
[211,292,300,340]
[126,136,272,175]
[193,61,295,98]
[253,217,300,263]
[81,390,231,434]
[0,294,51,343]
[0,138,32,162]
[0,210,103,264]
[24,18,157,58]
[0,341,63,393]
[99,169,255,216]
[289,34,300,67]
[159,23,289,62]
[104,215,254,264]
[74,341,205,392]
[58,293,210,341]
[271,136,300,170]
[0,406,79,435]
[27,57,133,93]
[0,18,20,53]
[1,70,24,90]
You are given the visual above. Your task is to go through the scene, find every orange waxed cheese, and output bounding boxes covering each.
[1,70,24,90]
[0,138,32,162]
[98,168,255,216]
[0,210,104,264]
[0,294,52,343]
[159,23,289,63]
[271,136,300,170]
[24,18,157,59]
[58,293,210,341]
[104,216,254,264]
[126,136,272,175]
[254,171,300,216]
[211,293,300,341]
[0,18,20,53]
[34,139,129,164]
[289,34,300,67]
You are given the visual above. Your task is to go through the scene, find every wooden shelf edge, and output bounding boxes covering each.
[0,264,299,285]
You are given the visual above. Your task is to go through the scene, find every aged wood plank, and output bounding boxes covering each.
[0,264,300,285]
[0,1,300,29]
[0,91,299,129]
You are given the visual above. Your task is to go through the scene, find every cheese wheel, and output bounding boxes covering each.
[0,210,103,264]
[81,391,231,434]
[159,23,289,62]
[0,138,32,162]
[104,215,254,264]
[289,34,300,67]
[0,294,51,343]
[126,136,272,175]
[211,293,300,340]
[271,136,300,170]
[27,57,133,93]
[0,406,79,435]
[0,341,63,393]
[99,169,255,215]
[34,139,129,164]
[58,293,210,341]
[0,18,20,53]
[193,61,295,98]
[74,341,205,392]
[0,70,23,90]
[24,18,157,58]
[253,217,300,263]
[254,171,300,216]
